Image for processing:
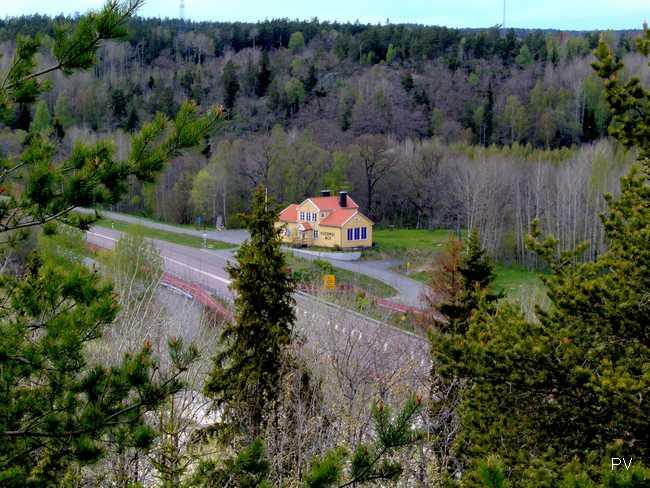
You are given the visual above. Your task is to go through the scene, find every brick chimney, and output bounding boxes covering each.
[339,191,348,208]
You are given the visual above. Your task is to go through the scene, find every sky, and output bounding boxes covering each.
[4,0,649,30]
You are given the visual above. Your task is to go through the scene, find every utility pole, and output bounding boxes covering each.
[502,0,506,29]
[179,0,186,20]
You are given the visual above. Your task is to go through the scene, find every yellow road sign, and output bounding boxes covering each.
[323,274,336,289]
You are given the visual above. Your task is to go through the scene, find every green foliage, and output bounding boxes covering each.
[478,455,510,488]
[285,77,306,113]
[321,151,352,193]
[1,98,222,244]
[0,255,197,486]
[288,31,305,53]
[188,439,271,488]
[30,99,51,133]
[221,60,240,113]
[303,395,423,487]
[431,28,650,485]
[0,2,220,484]
[515,44,533,66]
[385,43,397,64]
[593,26,650,166]
[256,49,272,97]
[205,186,296,437]
[107,224,164,283]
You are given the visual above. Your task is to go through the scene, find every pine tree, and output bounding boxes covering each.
[30,100,51,133]
[483,82,495,146]
[190,396,423,487]
[110,87,128,126]
[205,186,296,438]
[124,103,140,132]
[256,49,272,97]
[221,60,240,114]
[305,63,318,93]
[0,2,223,484]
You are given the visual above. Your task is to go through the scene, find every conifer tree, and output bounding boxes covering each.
[0,2,223,484]
[205,186,296,438]
[256,49,272,97]
[427,230,497,478]
[221,60,240,114]
[429,27,650,485]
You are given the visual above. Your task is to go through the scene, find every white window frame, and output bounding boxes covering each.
[361,227,367,239]
[299,211,305,221]
[312,212,317,222]
[313,229,319,239]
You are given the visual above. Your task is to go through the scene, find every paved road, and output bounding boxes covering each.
[82,208,249,245]
[83,209,429,307]
[87,226,431,382]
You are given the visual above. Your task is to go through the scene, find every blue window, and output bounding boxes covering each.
[361,227,367,239]
[354,228,360,240]
[312,212,317,221]
[299,211,305,221]
[313,229,319,239]
[347,228,353,240]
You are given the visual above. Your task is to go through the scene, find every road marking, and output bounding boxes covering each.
[89,231,231,286]
[87,231,117,242]
[162,256,232,285]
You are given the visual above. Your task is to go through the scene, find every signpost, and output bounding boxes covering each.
[323,274,336,290]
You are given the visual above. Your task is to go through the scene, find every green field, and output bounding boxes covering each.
[95,219,235,250]
[371,228,455,253]
[369,229,546,306]
[492,264,547,306]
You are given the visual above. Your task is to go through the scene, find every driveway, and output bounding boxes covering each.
[82,209,429,307]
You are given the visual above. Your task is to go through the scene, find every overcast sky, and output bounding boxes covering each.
[4,0,648,30]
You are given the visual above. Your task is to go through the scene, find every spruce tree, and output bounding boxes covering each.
[427,230,497,478]
[429,28,650,485]
[256,49,272,97]
[221,60,240,114]
[205,186,296,438]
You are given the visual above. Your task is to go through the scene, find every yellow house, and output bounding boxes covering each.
[277,191,373,249]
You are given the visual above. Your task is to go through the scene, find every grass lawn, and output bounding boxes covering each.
[406,264,546,308]
[493,264,547,306]
[285,254,397,298]
[371,228,455,253]
[95,219,235,250]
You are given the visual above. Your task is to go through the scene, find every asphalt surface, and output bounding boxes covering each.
[83,209,429,307]
[87,226,431,381]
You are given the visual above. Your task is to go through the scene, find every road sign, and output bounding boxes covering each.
[323,274,336,289]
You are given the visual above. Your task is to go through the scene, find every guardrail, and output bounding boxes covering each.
[161,273,234,321]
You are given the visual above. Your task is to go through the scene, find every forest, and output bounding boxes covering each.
[0,14,648,265]
[0,2,649,485]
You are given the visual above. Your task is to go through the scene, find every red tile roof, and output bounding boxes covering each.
[307,195,359,210]
[279,203,298,222]
[319,208,358,227]
[279,194,369,229]
[298,222,312,231]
